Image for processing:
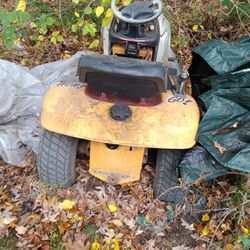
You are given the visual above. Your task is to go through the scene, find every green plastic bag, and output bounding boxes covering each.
[180,36,250,183]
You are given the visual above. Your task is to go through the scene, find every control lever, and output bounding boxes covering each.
[168,57,178,62]
[179,72,189,95]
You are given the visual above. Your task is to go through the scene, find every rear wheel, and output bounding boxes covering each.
[37,130,79,187]
[153,149,186,203]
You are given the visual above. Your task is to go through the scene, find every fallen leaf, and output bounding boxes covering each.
[111,219,123,227]
[15,225,27,235]
[201,213,210,222]
[41,244,50,250]
[202,224,209,236]
[231,122,238,128]
[220,222,231,233]
[113,239,120,250]
[0,216,16,225]
[135,230,144,235]
[65,233,90,250]
[193,246,207,250]
[91,242,101,250]
[241,226,249,235]
[200,25,204,30]
[181,218,195,231]
[213,141,226,154]
[124,218,136,229]
[194,223,204,233]
[192,24,199,32]
[30,22,37,28]
[63,54,71,60]
[51,37,57,45]
[71,216,83,224]
[59,222,72,234]
[60,199,75,210]
[236,235,242,244]
[108,204,117,213]
[9,222,17,228]
[220,26,229,32]
[224,243,233,250]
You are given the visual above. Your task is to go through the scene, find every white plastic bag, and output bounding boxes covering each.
[0,52,82,166]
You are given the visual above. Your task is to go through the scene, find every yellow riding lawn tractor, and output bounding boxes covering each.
[37,0,200,202]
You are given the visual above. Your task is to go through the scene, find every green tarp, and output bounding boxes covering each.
[193,36,250,75]
[180,36,250,184]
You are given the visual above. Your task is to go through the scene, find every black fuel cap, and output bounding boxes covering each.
[109,103,132,121]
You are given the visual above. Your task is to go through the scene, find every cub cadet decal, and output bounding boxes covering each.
[167,96,192,105]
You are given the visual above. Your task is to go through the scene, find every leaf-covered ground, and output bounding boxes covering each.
[1,155,250,249]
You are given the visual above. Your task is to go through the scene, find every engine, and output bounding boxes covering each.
[109,17,160,61]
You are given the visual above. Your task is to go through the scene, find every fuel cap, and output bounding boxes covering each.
[109,103,132,121]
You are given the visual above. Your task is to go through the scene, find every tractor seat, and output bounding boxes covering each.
[77,54,168,98]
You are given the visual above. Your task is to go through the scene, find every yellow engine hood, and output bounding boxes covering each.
[41,85,200,149]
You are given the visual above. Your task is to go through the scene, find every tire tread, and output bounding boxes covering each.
[37,130,78,187]
[153,149,186,203]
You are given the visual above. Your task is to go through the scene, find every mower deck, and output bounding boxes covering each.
[89,141,144,184]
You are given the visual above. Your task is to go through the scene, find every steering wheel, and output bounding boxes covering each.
[111,0,163,24]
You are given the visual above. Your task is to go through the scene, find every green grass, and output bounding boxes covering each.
[85,223,98,241]
[49,230,67,250]
[0,236,18,250]
[0,231,66,250]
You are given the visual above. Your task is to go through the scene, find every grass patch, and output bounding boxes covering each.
[0,236,18,250]
[49,230,67,250]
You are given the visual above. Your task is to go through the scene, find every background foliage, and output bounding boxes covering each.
[0,0,249,65]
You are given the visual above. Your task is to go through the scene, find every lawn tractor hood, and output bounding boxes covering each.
[41,53,200,149]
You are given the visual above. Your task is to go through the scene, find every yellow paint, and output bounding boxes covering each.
[89,142,144,184]
[41,86,200,149]
[149,25,155,31]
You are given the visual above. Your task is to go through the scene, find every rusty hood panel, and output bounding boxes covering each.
[41,85,200,149]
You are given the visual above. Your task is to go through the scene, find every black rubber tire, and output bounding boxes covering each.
[153,149,186,203]
[37,130,79,187]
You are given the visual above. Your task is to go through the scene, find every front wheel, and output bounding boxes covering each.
[37,130,79,187]
[153,149,186,203]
